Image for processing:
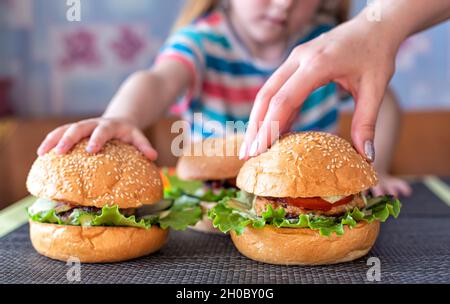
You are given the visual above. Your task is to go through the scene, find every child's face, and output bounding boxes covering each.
[229,0,321,45]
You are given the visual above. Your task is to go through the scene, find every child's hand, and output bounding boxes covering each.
[371,174,412,198]
[37,117,158,160]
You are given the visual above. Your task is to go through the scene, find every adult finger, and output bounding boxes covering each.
[249,62,325,157]
[55,120,98,154]
[37,125,70,156]
[240,55,299,159]
[351,78,385,162]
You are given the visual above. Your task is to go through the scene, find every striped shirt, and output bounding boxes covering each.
[157,9,338,139]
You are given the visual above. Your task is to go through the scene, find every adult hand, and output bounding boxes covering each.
[240,16,401,161]
[241,0,450,160]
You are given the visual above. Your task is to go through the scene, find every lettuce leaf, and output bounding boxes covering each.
[66,209,96,226]
[91,205,153,228]
[161,168,238,202]
[161,168,203,199]
[158,195,202,230]
[29,209,62,225]
[27,195,202,230]
[208,193,401,237]
[192,187,238,202]
[209,201,255,235]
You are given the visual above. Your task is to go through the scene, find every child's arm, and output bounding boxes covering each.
[371,88,412,197]
[37,60,192,159]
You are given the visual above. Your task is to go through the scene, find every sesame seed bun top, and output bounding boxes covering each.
[27,139,163,208]
[176,134,245,181]
[237,132,378,197]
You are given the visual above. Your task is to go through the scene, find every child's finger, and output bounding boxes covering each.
[385,184,399,198]
[37,125,70,155]
[393,179,412,196]
[351,79,385,162]
[370,184,385,197]
[241,58,298,159]
[131,129,158,160]
[55,121,98,154]
[249,64,322,157]
[86,123,115,153]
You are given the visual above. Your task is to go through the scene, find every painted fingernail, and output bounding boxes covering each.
[239,142,247,159]
[249,140,259,157]
[364,140,375,162]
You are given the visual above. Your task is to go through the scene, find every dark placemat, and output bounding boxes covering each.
[441,176,450,186]
[1,182,449,284]
[397,180,450,218]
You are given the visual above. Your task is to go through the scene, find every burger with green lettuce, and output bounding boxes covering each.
[164,134,245,233]
[26,139,201,263]
[209,132,401,265]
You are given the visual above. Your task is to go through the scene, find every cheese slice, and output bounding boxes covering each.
[320,195,346,204]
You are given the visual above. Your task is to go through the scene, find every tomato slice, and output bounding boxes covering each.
[281,195,354,211]
[159,167,176,190]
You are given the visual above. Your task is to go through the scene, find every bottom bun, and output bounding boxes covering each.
[230,221,380,265]
[29,220,168,263]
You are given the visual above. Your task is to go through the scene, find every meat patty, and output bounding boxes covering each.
[57,203,136,220]
[205,178,237,189]
[254,194,365,217]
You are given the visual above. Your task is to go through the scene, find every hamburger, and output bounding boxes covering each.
[209,132,401,265]
[164,134,245,233]
[26,139,201,263]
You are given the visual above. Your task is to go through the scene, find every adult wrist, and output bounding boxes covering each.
[353,3,409,55]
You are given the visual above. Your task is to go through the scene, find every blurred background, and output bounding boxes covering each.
[0,0,449,206]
